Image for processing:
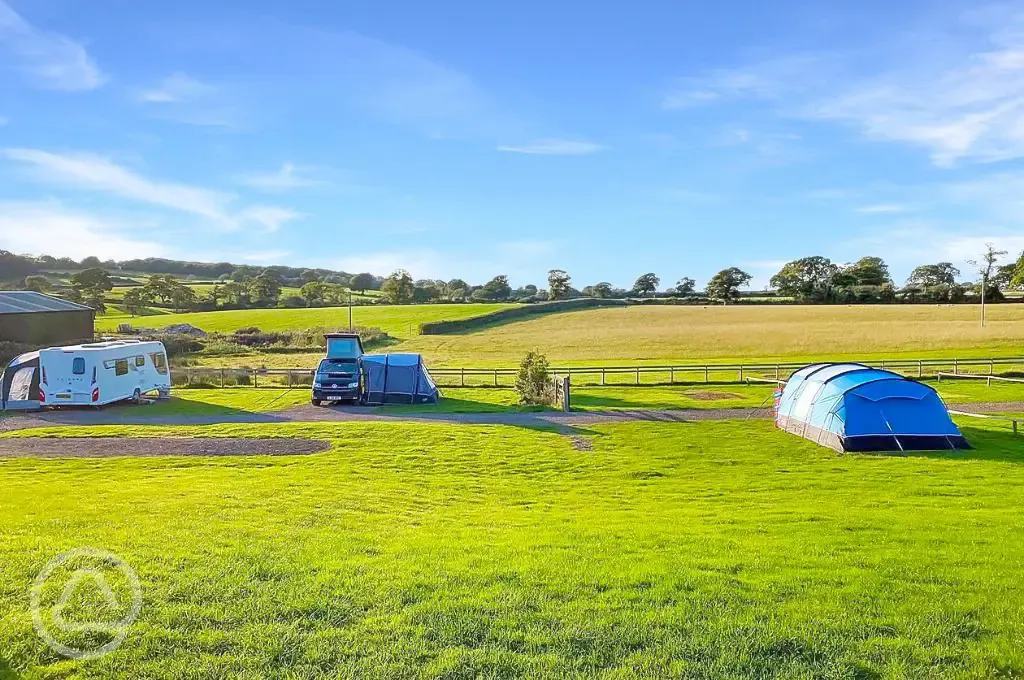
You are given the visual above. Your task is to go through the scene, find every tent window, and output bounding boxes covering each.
[115,359,128,376]
[72,358,85,375]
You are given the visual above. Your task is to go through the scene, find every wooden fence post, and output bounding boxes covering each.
[562,376,571,412]
[635,367,640,385]
[670,367,675,383]
[954,359,958,375]
[704,365,709,383]
[601,368,606,386]
[918,360,923,378]
[493,369,498,387]
[739,366,744,382]
[253,369,258,388]
[461,367,465,387]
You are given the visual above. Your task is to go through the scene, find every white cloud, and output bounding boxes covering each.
[238,163,328,190]
[3,148,234,223]
[237,205,303,233]
[0,202,167,260]
[0,0,105,91]
[664,9,1024,166]
[135,72,239,127]
[3,148,303,233]
[856,204,908,214]
[497,139,604,155]
[138,72,215,103]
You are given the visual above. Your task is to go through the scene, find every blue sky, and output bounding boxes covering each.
[2,0,1024,289]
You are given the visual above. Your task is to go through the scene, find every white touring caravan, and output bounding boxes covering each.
[1,340,171,410]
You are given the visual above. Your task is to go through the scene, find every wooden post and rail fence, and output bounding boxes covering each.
[172,356,1024,390]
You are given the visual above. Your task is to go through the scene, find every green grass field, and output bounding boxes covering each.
[97,303,516,338]
[131,303,1024,369]
[3,419,1024,677]
[399,304,1024,366]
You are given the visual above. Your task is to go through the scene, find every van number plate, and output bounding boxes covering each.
[56,394,71,399]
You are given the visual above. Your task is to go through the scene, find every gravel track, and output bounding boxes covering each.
[0,400,1018,436]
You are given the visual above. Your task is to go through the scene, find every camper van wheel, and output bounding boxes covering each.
[311,399,321,406]
[132,389,142,404]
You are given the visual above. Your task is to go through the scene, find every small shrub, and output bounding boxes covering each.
[232,328,290,347]
[515,351,554,406]
[149,333,204,358]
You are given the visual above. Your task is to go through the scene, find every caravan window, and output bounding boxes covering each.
[135,355,145,367]
[115,359,129,376]
[72,358,85,375]
[150,353,168,375]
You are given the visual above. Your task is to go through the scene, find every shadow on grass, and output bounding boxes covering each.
[0,657,19,680]
[855,425,1024,464]
[376,396,550,415]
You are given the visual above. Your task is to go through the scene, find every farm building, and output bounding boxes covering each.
[776,363,968,452]
[0,291,95,345]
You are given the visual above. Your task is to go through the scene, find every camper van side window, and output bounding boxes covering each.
[72,358,85,375]
[150,353,168,375]
[135,355,145,367]
[115,359,128,376]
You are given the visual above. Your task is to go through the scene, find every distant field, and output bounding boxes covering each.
[399,304,1024,366]
[3,419,1024,677]
[97,304,516,338]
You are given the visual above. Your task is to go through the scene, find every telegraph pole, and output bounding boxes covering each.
[348,291,354,331]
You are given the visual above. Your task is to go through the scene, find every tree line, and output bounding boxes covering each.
[5,248,1024,313]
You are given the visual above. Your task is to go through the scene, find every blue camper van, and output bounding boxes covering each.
[311,333,364,405]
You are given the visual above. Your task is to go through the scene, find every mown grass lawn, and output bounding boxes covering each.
[2,419,1024,678]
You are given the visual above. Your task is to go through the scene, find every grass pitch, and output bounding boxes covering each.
[1,419,1023,677]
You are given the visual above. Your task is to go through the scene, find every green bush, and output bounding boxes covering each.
[514,351,554,406]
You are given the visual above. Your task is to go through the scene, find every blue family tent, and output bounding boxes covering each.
[361,353,439,405]
[775,363,968,452]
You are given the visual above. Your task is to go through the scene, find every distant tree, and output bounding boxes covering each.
[141,275,177,305]
[846,256,891,286]
[170,285,199,312]
[445,278,469,300]
[82,290,106,313]
[547,270,572,300]
[770,256,839,302]
[908,262,960,287]
[206,283,223,307]
[674,277,696,297]
[122,288,146,316]
[299,269,320,285]
[968,243,1008,324]
[70,268,113,293]
[324,283,349,305]
[250,271,282,304]
[592,282,613,298]
[706,267,753,304]
[1008,252,1024,290]
[632,273,660,296]
[475,275,512,301]
[300,280,327,306]
[381,269,415,304]
[23,275,51,292]
[60,288,83,304]
[79,256,102,268]
[350,272,376,294]
[221,281,246,305]
[35,255,57,268]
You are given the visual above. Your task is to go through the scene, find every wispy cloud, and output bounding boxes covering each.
[0,0,105,91]
[237,163,328,190]
[3,148,233,223]
[2,148,302,233]
[0,201,167,260]
[237,205,303,233]
[663,7,1024,166]
[856,204,908,214]
[138,72,214,103]
[136,72,239,127]
[497,139,604,155]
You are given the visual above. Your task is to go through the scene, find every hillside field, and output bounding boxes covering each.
[148,303,1024,368]
[3,418,1024,677]
[97,304,516,338]
[400,304,1024,366]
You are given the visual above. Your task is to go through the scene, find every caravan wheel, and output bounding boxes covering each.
[132,388,142,404]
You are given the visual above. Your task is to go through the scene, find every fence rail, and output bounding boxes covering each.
[172,356,1024,389]
[949,410,1020,436]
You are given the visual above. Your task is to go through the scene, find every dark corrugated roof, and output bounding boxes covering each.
[0,291,94,314]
